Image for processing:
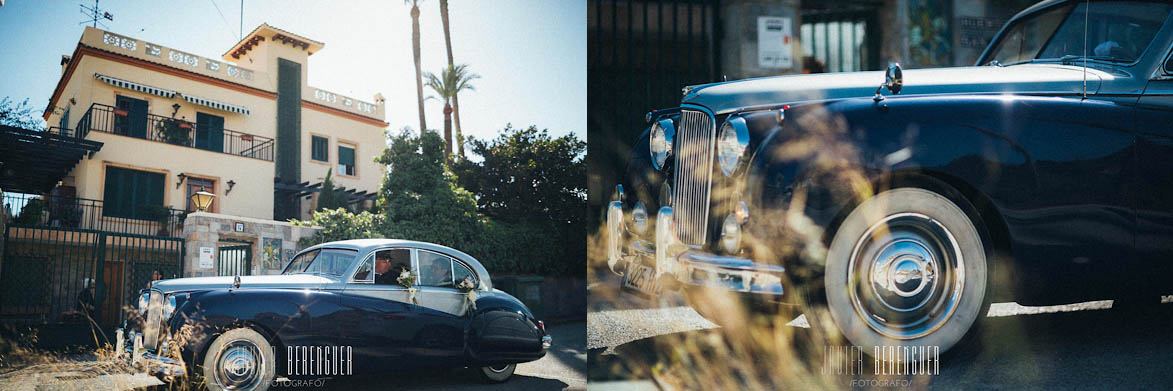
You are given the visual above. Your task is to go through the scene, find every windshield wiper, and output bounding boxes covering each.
[1058,54,1126,64]
[1000,55,1125,67]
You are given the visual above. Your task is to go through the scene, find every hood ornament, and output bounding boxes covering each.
[874,63,903,102]
[233,275,241,289]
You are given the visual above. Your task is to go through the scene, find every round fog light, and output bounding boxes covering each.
[721,214,742,254]
[631,202,649,235]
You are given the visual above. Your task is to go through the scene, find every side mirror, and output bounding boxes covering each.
[874,63,903,102]
[885,63,903,94]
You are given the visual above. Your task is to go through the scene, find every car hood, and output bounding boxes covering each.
[151,274,336,293]
[682,64,1109,114]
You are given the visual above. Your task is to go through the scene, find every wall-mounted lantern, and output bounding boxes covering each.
[191,186,215,212]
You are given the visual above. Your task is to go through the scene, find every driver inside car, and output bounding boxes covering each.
[373,252,397,285]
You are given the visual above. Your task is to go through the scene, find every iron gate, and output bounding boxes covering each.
[217,244,252,276]
[587,0,721,227]
[0,224,183,327]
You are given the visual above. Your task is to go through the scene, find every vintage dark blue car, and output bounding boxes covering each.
[606,0,1173,357]
[117,239,550,389]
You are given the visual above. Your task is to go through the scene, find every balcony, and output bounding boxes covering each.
[75,103,274,161]
[3,192,186,238]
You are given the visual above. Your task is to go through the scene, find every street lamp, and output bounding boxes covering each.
[191,186,215,212]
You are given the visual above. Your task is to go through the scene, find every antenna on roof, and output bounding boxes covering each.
[1081,0,1089,99]
[79,0,113,29]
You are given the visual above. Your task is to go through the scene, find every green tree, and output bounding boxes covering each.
[376,128,481,249]
[437,0,467,159]
[0,97,45,130]
[406,0,428,136]
[424,64,479,163]
[316,168,347,212]
[453,125,587,276]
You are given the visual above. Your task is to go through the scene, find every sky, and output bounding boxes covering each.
[0,0,586,153]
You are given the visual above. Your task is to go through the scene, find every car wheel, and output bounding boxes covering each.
[475,363,516,383]
[820,187,991,358]
[201,328,276,391]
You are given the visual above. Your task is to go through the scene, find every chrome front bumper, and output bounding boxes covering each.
[607,202,786,296]
[116,328,186,378]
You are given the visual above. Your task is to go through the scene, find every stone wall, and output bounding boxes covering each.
[720,0,804,79]
[181,212,319,277]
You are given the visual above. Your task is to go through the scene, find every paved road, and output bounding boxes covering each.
[0,321,585,391]
[588,278,1173,390]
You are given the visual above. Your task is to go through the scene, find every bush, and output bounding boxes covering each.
[14,199,46,225]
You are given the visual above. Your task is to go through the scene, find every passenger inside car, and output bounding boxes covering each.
[419,252,453,288]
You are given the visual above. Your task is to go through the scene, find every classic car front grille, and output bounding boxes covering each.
[142,290,163,350]
[672,109,716,245]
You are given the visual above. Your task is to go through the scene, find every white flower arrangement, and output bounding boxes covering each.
[397,269,418,304]
[458,277,477,311]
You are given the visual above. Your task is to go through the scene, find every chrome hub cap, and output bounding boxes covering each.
[848,213,964,339]
[488,364,510,373]
[217,341,263,389]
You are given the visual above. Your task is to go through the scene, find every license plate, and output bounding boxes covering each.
[622,260,662,297]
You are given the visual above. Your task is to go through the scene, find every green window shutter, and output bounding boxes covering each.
[103,166,165,220]
[312,136,328,161]
[103,166,124,218]
[338,145,355,175]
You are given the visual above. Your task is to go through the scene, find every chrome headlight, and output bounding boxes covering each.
[162,294,177,320]
[721,214,742,253]
[138,292,150,315]
[717,116,750,176]
[631,202,649,235]
[649,118,675,170]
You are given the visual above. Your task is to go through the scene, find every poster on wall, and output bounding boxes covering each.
[198,247,214,269]
[758,16,793,69]
[262,238,284,272]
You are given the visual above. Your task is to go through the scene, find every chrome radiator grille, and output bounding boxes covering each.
[671,110,716,245]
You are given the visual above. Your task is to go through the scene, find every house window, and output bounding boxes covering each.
[103,166,164,220]
[185,177,215,213]
[114,95,148,139]
[338,144,356,176]
[311,135,329,162]
[195,112,224,153]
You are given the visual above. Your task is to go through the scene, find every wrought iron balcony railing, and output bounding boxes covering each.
[75,103,275,161]
[2,192,187,238]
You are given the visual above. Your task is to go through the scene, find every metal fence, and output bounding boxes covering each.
[3,192,186,238]
[0,225,184,326]
[76,103,275,161]
[587,0,720,226]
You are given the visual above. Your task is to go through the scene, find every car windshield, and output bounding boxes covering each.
[281,248,358,277]
[983,2,1172,66]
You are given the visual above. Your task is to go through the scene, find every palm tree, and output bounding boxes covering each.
[424,64,479,163]
[407,0,427,134]
[438,0,466,159]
